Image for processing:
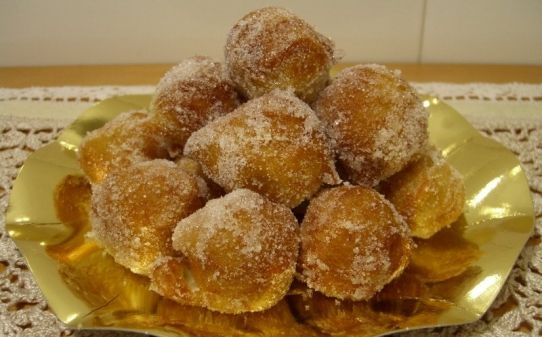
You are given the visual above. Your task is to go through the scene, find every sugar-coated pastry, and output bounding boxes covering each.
[313,64,428,186]
[151,56,240,155]
[381,148,465,239]
[184,89,340,208]
[150,189,299,314]
[225,7,335,103]
[60,4,475,331]
[299,185,412,300]
[90,159,205,276]
[78,111,168,184]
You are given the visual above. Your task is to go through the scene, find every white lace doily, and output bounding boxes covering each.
[1,84,541,337]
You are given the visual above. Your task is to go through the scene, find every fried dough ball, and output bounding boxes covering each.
[90,159,205,276]
[299,185,412,301]
[381,148,465,239]
[184,89,340,208]
[150,189,299,314]
[151,56,240,154]
[313,64,428,186]
[78,111,168,184]
[225,7,335,102]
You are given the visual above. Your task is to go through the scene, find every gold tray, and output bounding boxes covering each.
[6,95,535,336]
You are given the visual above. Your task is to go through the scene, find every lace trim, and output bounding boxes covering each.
[0,85,541,337]
[0,83,541,103]
[413,83,542,102]
[0,86,154,103]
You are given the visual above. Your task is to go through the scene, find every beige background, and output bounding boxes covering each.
[1,0,541,66]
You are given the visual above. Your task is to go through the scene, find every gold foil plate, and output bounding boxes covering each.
[6,95,535,337]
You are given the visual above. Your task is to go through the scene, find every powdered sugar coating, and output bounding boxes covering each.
[90,159,205,276]
[151,56,240,155]
[381,146,465,239]
[78,111,169,184]
[184,89,340,208]
[151,189,299,313]
[313,64,428,187]
[225,7,336,102]
[299,185,412,300]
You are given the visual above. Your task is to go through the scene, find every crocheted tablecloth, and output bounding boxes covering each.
[1,84,541,337]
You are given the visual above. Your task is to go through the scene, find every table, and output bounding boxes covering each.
[1,64,542,87]
[0,64,541,337]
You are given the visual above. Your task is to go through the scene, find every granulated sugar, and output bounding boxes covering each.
[313,64,429,186]
[184,89,340,207]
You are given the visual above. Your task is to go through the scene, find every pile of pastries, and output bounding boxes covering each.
[79,7,465,314]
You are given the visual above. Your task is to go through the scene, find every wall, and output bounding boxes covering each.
[0,0,541,66]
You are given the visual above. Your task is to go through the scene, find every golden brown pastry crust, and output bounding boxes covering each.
[151,189,299,314]
[381,147,465,239]
[78,111,168,184]
[299,185,412,300]
[151,56,240,155]
[183,89,340,208]
[90,159,205,275]
[313,64,428,186]
[225,7,335,103]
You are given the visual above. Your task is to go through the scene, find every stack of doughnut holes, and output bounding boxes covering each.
[79,7,464,314]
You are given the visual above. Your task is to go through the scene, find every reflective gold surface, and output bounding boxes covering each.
[6,95,535,336]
